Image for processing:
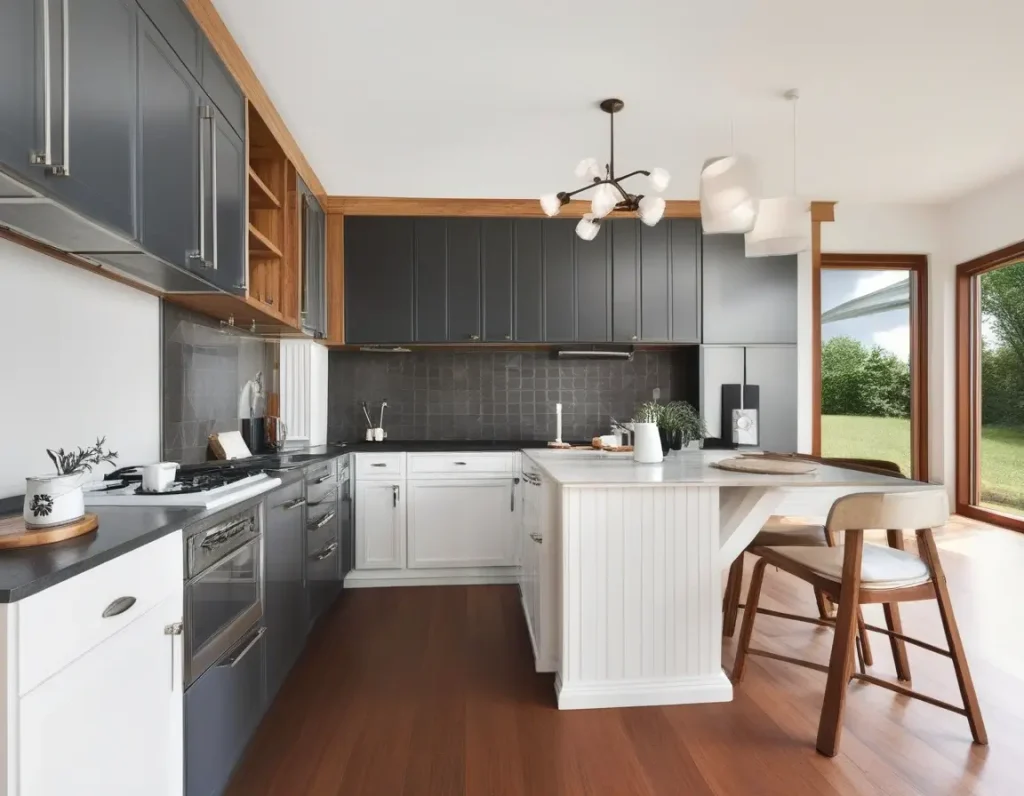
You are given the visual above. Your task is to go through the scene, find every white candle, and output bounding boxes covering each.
[556,403,562,443]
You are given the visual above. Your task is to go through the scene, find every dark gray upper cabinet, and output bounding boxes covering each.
[135,0,200,77]
[543,219,576,342]
[413,218,448,342]
[639,222,671,341]
[200,39,244,139]
[513,220,544,342]
[575,228,611,342]
[208,110,245,292]
[138,14,200,274]
[447,218,482,342]
[702,233,798,344]
[669,220,701,343]
[345,217,415,344]
[610,220,639,342]
[0,0,47,190]
[744,345,798,452]
[482,219,513,341]
[45,0,139,239]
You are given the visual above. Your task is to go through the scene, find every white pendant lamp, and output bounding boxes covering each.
[699,155,759,234]
[576,213,601,241]
[745,89,810,257]
[540,193,564,217]
[591,183,618,218]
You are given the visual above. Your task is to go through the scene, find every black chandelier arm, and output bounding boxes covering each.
[612,169,651,183]
[560,178,634,206]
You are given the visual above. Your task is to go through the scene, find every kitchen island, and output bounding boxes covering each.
[520,449,941,710]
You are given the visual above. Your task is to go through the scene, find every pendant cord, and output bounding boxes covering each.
[609,110,615,179]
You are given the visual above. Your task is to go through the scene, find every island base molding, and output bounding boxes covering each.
[344,567,519,588]
[554,672,733,710]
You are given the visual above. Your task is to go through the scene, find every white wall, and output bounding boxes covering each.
[0,239,161,498]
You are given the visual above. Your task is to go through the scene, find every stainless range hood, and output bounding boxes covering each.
[555,347,634,361]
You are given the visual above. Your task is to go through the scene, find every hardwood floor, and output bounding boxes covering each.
[228,517,1024,795]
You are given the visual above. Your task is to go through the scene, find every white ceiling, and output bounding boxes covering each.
[213,0,1024,203]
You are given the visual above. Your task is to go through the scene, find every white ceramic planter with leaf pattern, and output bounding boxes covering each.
[24,473,86,528]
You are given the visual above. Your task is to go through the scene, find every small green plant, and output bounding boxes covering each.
[633,401,663,424]
[46,437,119,476]
[661,401,707,444]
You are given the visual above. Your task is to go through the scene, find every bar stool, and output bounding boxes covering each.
[723,458,906,670]
[731,490,987,757]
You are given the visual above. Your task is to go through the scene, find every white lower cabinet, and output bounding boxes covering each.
[355,480,406,569]
[407,479,517,568]
[19,593,184,796]
[520,464,559,673]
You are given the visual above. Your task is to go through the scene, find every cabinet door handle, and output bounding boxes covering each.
[316,473,332,484]
[30,0,53,167]
[188,106,213,267]
[393,485,399,507]
[510,480,516,512]
[102,596,136,618]
[454,461,467,466]
[164,621,183,691]
[218,627,266,668]
[504,334,512,340]
[312,541,338,561]
[50,0,70,176]
[283,497,307,510]
[311,510,336,530]
[529,532,543,544]
[469,334,480,341]
[208,107,217,270]
[371,463,387,468]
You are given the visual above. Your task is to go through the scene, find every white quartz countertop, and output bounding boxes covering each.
[523,449,934,489]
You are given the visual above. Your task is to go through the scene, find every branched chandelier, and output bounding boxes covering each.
[539,99,670,241]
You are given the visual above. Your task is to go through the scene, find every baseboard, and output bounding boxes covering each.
[345,567,519,588]
[554,671,734,710]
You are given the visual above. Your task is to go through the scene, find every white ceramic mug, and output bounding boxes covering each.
[141,462,178,492]
[373,428,384,442]
[365,428,375,441]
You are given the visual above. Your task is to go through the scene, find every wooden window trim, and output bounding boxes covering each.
[955,241,1024,533]
[812,252,929,482]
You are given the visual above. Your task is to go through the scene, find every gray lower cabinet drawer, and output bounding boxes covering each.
[185,624,266,796]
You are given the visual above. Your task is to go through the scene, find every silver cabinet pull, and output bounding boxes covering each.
[31,0,52,167]
[49,0,70,176]
[164,622,183,690]
[315,473,332,484]
[312,541,338,561]
[370,462,387,468]
[529,532,543,544]
[392,485,400,507]
[218,626,265,668]
[283,497,306,510]
[453,461,467,466]
[102,596,136,618]
[208,108,217,269]
[311,510,336,530]
[511,478,518,512]
[469,334,481,341]
[189,106,213,266]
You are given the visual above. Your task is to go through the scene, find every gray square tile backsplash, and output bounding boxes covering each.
[328,349,697,443]
[161,303,273,464]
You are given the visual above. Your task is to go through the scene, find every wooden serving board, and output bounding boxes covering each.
[0,513,99,549]
[711,457,817,475]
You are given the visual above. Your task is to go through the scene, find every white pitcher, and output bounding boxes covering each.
[632,422,664,464]
[24,472,86,528]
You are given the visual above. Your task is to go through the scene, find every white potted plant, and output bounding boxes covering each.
[632,401,664,464]
[24,437,118,528]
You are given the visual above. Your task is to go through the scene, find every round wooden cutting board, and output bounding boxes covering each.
[0,513,99,549]
[711,457,817,475]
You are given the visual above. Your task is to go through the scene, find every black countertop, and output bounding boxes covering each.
[0,505,203,603]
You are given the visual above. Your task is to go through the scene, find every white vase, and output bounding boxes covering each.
[632,422,664,464]
[24,473,86,528]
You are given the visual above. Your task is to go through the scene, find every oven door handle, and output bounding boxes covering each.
[187,537,258,585]
[217,626,266,669]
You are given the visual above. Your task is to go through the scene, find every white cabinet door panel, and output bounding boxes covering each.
[19,593,183,796]
[355,480,405,569]
[407,479,516,568]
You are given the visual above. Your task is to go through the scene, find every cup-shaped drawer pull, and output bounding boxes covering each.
[370,462,387,468]
[311,510,336,530]
[529,533,543,544]
[453,461,467,466]
[102,596,137,618]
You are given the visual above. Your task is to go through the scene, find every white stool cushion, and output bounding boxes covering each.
[759,543,932,590]
[752,516,827,548]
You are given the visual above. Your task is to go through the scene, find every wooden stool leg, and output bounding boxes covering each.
[723,555,744,638]
[814,589,833,620]
[731,558,768,685]
[857,608,874,667]
[917,530,988,745]
[884,530,912,681]
[816,530,863,758]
